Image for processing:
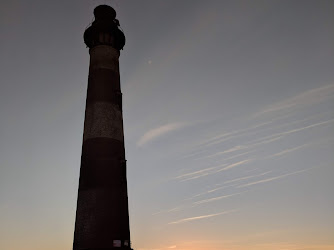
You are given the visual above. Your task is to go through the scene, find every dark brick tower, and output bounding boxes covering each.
[73,5,132,250]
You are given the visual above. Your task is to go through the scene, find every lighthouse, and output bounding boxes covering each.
[73,5,132,249]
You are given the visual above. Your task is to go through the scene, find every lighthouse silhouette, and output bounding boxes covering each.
[73,5,132,250]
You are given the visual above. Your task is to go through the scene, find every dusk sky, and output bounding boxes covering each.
[0,1,334,249]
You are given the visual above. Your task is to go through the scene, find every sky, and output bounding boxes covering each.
[0,0,333,249]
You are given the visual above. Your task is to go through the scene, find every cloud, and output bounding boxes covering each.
[168,209,237,225]
[196,117,331,161]
[152,206,184,215]
[195,112,332,152]
[137,122,187,147]
[202,145,246,159]
[193,192,244,205]
[174,166,218,179]
[194,148,256,162]
[253,84,334,118]
[243,119,334,147]
[203,118,333,158]
[237,169,310,188]
[199,136,281,160]
[184,171,271,202]
[174,159,252,183]
[217,159,252,172]
[198,121,274,148]
[175,158,252,182]
[274,119,334,136]
[183,184,236,201]
[224,171,271,184]
[174,164,227,182]
[265,143,311,159]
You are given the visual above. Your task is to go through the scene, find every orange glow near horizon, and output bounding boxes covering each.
[134,242,334,250]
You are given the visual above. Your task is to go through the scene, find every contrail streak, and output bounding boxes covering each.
[174,166,218,179]
[168,209,237,224]
[217,159,252,172]
[193,192,244,205]
[237,169,310,188]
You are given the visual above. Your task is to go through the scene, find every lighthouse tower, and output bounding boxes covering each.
[73,5,132,250]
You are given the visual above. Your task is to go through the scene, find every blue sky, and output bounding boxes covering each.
[0,1,333,249]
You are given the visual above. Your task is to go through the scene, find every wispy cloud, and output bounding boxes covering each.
[184,184,236,201]
[152,206,184,215]
[242,119,334,148]
[198,116,332,151]
[204,118,333,158]
[198,136,282,160]
[224,171,272,184]
[274,119,334,136]
[253,84,334,118]
[222,146,244,153]
[174,166,218,179]
[237,169,311,188]
[198,121,274,148]
[265,143,311,159]
[193,192,244,205]
[198,121,274,147]
[192,92,333,153]
[201,145,246,159]
[137,122,187,147]
[175,158,252,182]
[168,209,237,224]
[178,166,225,182]
[217,159,252,172]
[194,149,256,161]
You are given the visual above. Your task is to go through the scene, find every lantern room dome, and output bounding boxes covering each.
[83,5,125,50]
[94,5,116,21]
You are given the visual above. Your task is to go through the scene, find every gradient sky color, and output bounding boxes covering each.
[0,1,333,249]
